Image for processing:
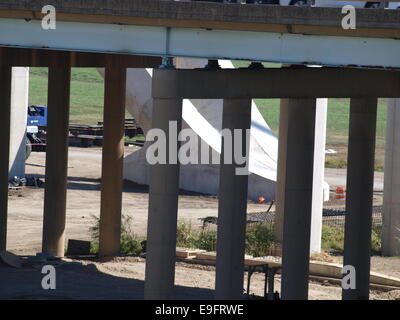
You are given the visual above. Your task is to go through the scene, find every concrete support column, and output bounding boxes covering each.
[0,65,12,251]
[9,67,29,180]
[342,98,378,300]
[276,98,327,255]
[281,98,316,300]
[42,53,71,257]
[144,76,183,299]
[310,99,328,254]
[382,99,400,256]
[99,57,126,259]
[274,99,289,245]
[215,99,252,300]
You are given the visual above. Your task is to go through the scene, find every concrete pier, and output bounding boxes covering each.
[99,58,126,259]
[42,53,71,257]
[0,65,12,251]
[342,98,377,300]
[275,98,327,255]
[310,98,328,254]
[382,99,400,256]
[9,67,29,180]
[144,70,183,299]
[274,99,289,245]
[122,58,278,202]
[281,98,316,300]
[215,99,252,300]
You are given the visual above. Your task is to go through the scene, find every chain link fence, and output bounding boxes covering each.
[197,205,383,257]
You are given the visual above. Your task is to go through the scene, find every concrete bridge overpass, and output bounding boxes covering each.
[1,0,400,67]
[1,0,400,301]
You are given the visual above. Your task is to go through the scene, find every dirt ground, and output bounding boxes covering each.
[7,146,269,254]
[2,147,400,300]
[2,256,400,300]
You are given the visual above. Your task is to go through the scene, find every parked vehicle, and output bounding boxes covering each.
[26,105,47,159]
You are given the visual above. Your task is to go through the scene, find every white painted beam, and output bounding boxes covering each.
[1,18,400,68]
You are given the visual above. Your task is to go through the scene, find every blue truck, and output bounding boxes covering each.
[26,105,47,159]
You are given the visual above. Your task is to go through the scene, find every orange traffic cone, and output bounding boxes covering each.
[335,187,346,200]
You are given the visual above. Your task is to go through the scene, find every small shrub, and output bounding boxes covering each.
[120,234,143,255]
[89,214,144,256]
[246,223,275,257]
[176,220,197,248]
[321,225,344,252]
[119,215,143,255]
[176,220,217,251]
[89,215,100,241]
[371,225,382,255]
[195,230,217,252]
[90,242,99,255]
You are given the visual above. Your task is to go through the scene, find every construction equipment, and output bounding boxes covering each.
[25,104,143,160]
[26,105,47,159]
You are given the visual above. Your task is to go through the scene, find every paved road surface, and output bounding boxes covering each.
[70,149,386,191]
[324,168,384,192]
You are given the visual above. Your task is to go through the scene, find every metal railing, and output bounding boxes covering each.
[189,0,399,9]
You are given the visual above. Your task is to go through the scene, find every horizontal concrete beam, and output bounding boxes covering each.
[1,17,400,68]
[0,47,161,67]
[1,0,400,33]
[152,67,400,99]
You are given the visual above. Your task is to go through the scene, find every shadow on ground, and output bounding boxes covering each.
[0,259,214,300]
[24,173,213,196]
